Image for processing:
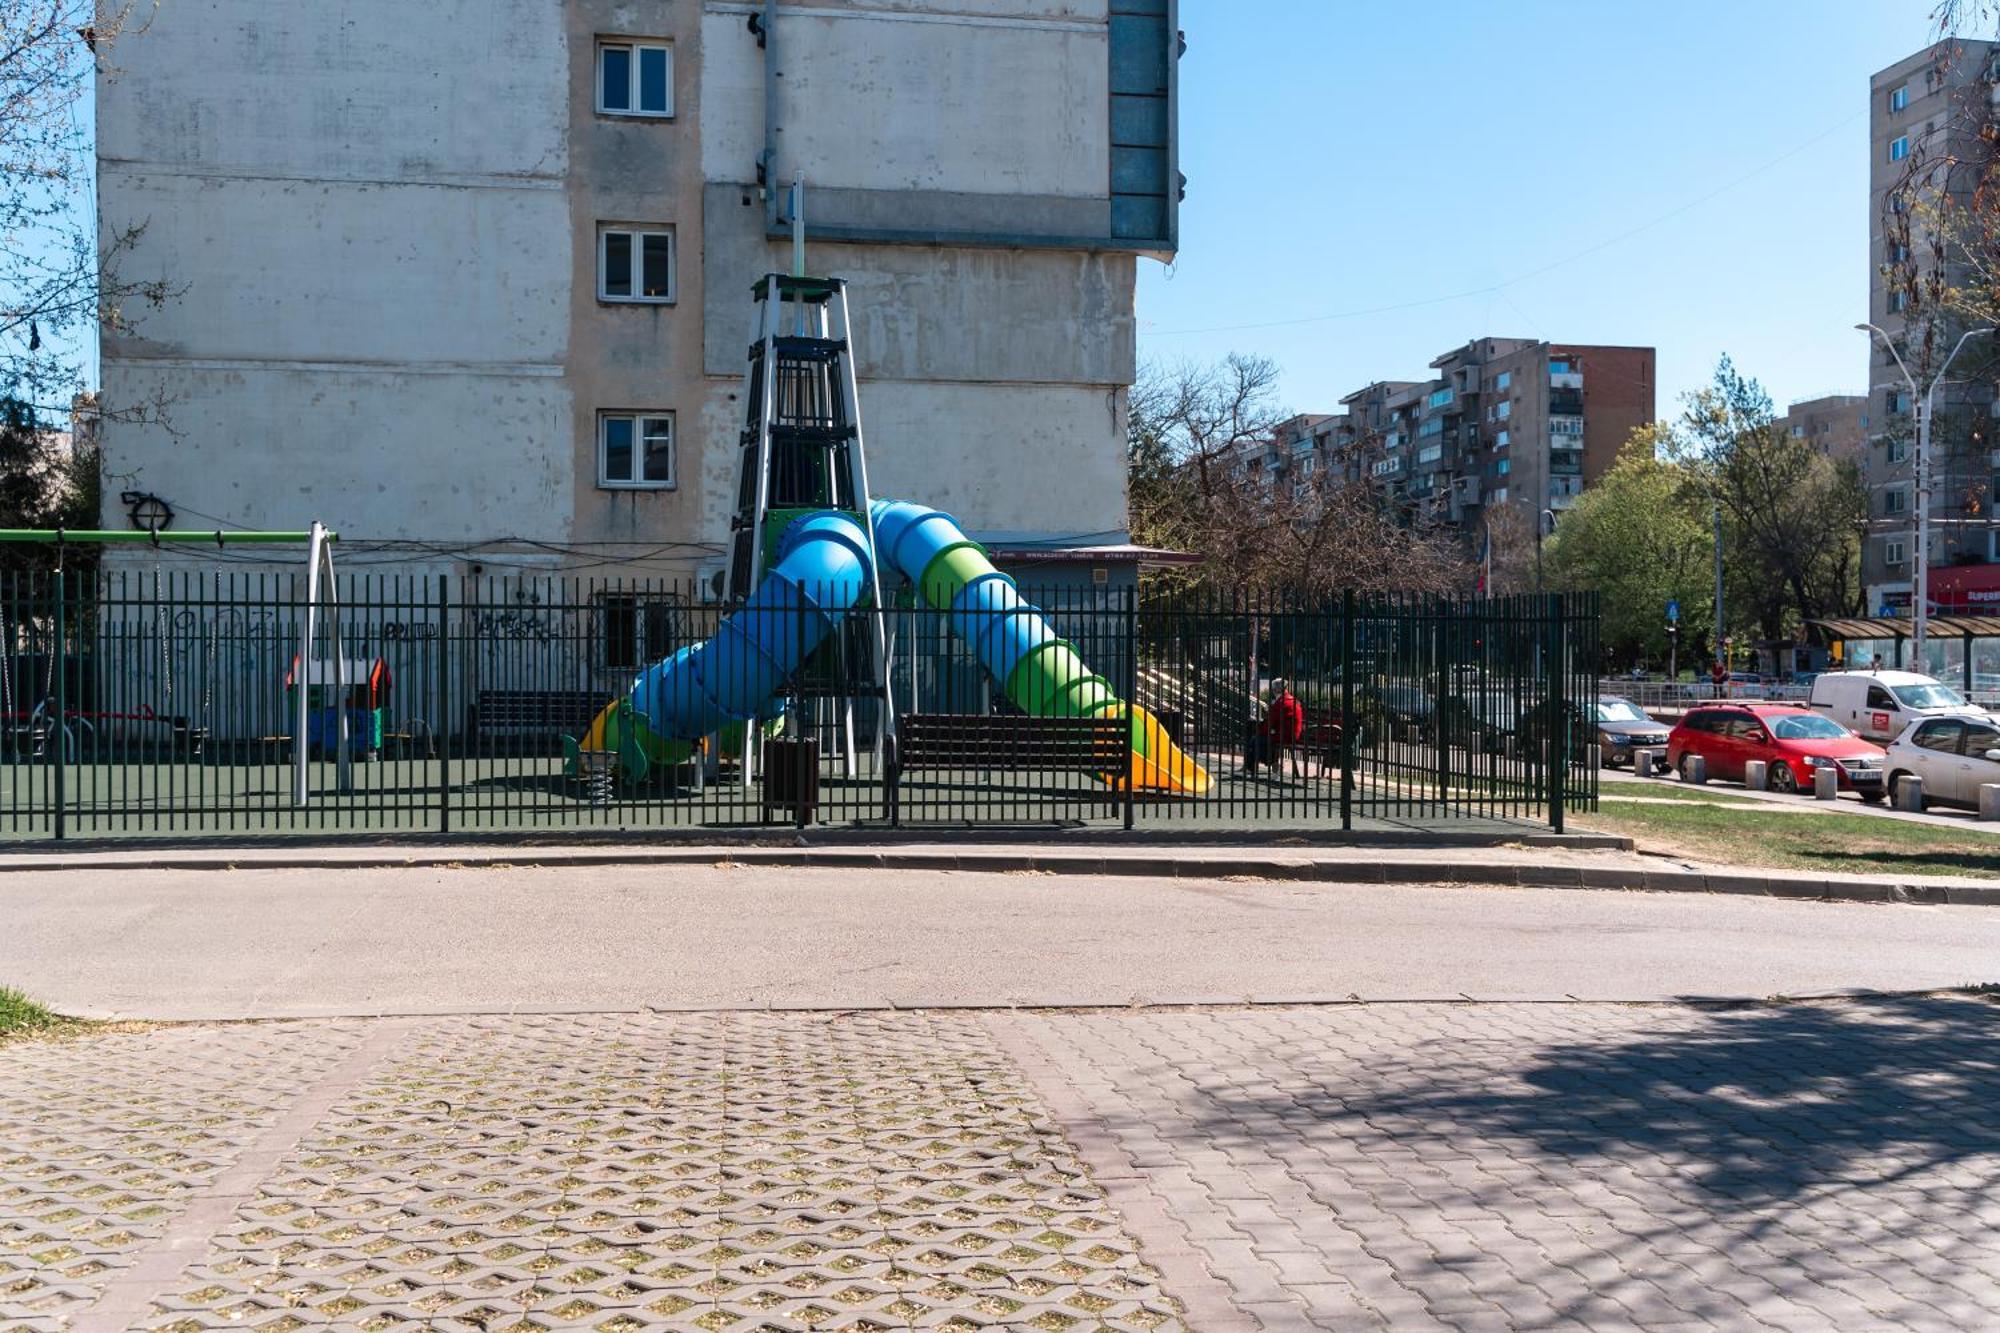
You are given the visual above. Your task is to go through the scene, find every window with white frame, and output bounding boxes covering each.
[1887,437,1908,463]
[598,41,673,117]
[1889,135,1910,162]
[1889,84,1910,112]
[1889,290,1909,313]
[1884,487,1908,516]
[599,227,675,303]
[1494,371,1512,391]
[1886,537,1908,565]
[599,412,675,488]
[1495,400,1511,421]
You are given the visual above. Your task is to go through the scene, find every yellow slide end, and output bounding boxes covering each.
[1126,703,1213,795]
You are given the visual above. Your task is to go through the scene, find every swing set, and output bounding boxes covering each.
[0,523,349,806]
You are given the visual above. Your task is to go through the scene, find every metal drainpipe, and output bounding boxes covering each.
[762,0,780,233]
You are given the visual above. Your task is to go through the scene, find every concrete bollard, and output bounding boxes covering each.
[1893,773,1925,812]
[1681,754,1706,785]
[1635,749,1659,778]
[1980,783,2000,822]
[1814,767,1839,801]
[1744,760,1768,791]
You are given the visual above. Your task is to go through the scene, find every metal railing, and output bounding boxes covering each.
[0,569,1597,839]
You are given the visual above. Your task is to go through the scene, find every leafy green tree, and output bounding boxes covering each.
[1546,430,1713,669]
[1670,359,1864,641]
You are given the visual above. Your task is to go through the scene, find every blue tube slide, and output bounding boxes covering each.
[620,512,873,755]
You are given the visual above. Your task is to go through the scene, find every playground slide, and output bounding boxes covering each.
[570,500,1209,796]
[871,500,1211,795]
[568,512,873,779]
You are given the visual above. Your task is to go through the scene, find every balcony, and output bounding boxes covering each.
[1548,389,1585,416]
[1550,449,1584,476]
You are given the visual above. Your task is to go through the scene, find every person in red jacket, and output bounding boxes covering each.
[1250,678,1306,777]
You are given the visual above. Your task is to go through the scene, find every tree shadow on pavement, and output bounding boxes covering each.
[1181,996,2000,1326]
[1318,996,2000,1210]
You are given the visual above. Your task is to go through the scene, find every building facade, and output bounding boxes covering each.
[1780,394,1869,465]
[94,0,1181,586]
[1275,340,1655,532]
[1865,38,2000,615]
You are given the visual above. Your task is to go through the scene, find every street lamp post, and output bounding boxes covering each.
[1856,322,1994,666]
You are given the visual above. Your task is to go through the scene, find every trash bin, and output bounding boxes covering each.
[763,736,820,825]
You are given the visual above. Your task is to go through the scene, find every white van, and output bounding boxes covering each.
[1807,670,1986,742]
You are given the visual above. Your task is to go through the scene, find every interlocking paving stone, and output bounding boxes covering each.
[60,1012,1187,1332]
[1000,997,2000,1332]
[0,1024,371,1330]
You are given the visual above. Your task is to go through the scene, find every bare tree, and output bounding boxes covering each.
[2,1,171,424]
[1129,354,1469,596]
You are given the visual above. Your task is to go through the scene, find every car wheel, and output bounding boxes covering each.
[1886,770,1914,808]
[1769,763,1798,795]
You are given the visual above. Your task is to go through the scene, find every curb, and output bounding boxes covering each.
[2,844,1995,907]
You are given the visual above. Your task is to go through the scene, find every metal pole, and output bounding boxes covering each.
[0,529,335,544]
[437,575,450,836]
[1712,503,1725,670]
[1858,322,1992,665]
[1915,382,1931,666]
[1339,588,1354,832]
[51,567,65,842]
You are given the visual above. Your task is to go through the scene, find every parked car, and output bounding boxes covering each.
[1882,714,2000,809]
[1807,670,1987,742]
[1666,703,1887,798]
[1590,696,1672,768]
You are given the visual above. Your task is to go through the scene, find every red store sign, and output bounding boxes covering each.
[1925,564,2000,613]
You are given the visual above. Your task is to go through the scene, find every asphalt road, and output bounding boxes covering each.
[6,863,1997,1019]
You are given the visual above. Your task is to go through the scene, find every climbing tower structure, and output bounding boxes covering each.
[729,275,894,758]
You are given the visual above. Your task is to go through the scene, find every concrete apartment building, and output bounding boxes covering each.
[1781,394,1869,465]
[1866,38,2000,615]
[1279,339,1655,531]
[95,0,1181,588]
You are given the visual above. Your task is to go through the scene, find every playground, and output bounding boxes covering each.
[0,276,1597,842]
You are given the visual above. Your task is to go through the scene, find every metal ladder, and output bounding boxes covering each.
[727,274,895,782]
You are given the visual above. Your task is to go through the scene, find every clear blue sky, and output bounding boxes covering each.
[1138,0,1953,421]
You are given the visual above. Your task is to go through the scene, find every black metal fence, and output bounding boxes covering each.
[0,569,1597,840]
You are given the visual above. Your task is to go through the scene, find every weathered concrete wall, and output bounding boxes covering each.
[701,2,1109,201]
[98,0,573,558]
[102,364,570,541]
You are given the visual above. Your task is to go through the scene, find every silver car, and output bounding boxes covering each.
[1881,715,2000,809]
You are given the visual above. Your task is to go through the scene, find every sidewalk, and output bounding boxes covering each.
[7,997,1997,1331]
[6,859,1998,1020]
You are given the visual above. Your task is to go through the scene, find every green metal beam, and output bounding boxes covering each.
[0,529,335,544]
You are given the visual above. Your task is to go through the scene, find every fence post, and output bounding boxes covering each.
[437,575,451,837]
[1339,588,1354,832]
[1546,593,1565,833]
[1123,585,1136,832]
[52,567,65,842]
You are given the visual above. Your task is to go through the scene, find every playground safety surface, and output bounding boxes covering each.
[7,998,1999,1331]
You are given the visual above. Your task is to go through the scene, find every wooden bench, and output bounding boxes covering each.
[470,690,605,748]
[887,713,1130,824]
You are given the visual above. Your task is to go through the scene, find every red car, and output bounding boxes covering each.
[1665,703,1887,799]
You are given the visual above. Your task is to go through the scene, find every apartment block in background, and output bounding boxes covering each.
[95,0,1181,590]
[1279,340,1654,531]
[1866,38,2000,614]
[1781,394,1870,465]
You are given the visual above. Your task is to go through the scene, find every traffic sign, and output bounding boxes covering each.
[1665,600,1680,623]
